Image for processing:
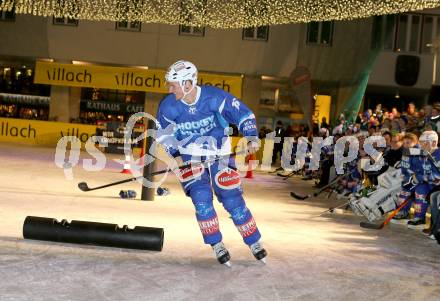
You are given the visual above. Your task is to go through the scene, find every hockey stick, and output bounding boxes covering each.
[277,170,299,179]
[282,171,298,180]
[359,199,410,230]
[426,151,440,170]
[281,156,332,181]
[403,148,440,169]
[290,172,348,200]
[78,151,245,192]
[269,167,283,174]
[316,200,351,216]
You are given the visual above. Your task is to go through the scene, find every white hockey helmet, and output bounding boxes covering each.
[419,130,438,143]
[165,60,198,86]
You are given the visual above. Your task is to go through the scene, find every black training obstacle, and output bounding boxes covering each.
[23,216,164,251]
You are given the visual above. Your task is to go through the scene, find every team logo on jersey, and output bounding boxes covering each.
[413,202,422,214]
[176,164,204,182]
[176,115,216,135]
[236,217,257,238]
[232,98,240,110]
[198,216,220,235]
[215,168,241,190]
[188,106,197,115]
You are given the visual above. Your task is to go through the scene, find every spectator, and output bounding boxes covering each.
[402,102,419,132]
[382,111,391,131]
[391,107,400,118]
[320,117,329,130]
[382,131,392,148]
[391,113,406,133]
[375,104,383,122]
[272,121,285,164]
[285,125,295,138]
[427,103,440,133]
[258,126,267,139]
[384,133,403,168]
[332,120,345,135]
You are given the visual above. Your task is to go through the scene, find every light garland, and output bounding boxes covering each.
[1,0,440,28]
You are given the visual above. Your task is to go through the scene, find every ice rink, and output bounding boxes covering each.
[1,143,439,301]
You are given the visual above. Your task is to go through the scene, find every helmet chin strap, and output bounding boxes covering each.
[179,80,196,103]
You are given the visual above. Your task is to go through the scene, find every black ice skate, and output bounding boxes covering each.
[212,242,231,267]
[407,217,426,230]
[250,241,267,264]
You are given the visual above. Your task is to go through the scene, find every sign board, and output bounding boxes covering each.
[34,61,243,98]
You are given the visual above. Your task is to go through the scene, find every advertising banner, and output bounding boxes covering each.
[0,117,96,146]
[34,61,243,98]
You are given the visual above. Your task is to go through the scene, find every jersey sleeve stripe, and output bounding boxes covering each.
[164,116,176,125]
[218,98,226,114]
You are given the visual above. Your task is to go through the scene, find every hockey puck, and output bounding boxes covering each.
[156,187,170,196]
[119,190,137,199]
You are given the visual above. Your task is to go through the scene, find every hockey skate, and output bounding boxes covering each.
[212,242,231,267]
[250,241,267,264]
[407,217,426,230]
[422,228,437,240]
[389,210,410,225]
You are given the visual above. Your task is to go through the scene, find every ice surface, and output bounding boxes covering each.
[0,143,439,301]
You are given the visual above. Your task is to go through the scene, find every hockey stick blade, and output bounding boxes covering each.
[283,173,295,180]
[317,201,350,216]
[278,172,296,180]
[78,177,140,192]
[277,173,290,178]
[78,182,90,192]
[290,174,348,201]
[269,167,283,174]
[359,221,384,230]
[290,191,310,200]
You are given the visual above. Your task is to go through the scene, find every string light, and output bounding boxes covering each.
[1,0,440,28]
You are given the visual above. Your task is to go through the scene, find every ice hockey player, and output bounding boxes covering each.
[337,134,362,198]
[391,133,420,223]
[314,127,334,188]
[407,130,440,229]
[156,60,267,266]
[349,161,402,222]
[429,187,440,241]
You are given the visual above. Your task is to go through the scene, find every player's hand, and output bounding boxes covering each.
[411,174,419,185]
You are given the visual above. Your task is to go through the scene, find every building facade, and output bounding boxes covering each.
[1,9,440,134]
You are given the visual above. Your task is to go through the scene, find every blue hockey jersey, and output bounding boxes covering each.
[156,85,258,156]
[401,146,424,186]
[422,148,440,183]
